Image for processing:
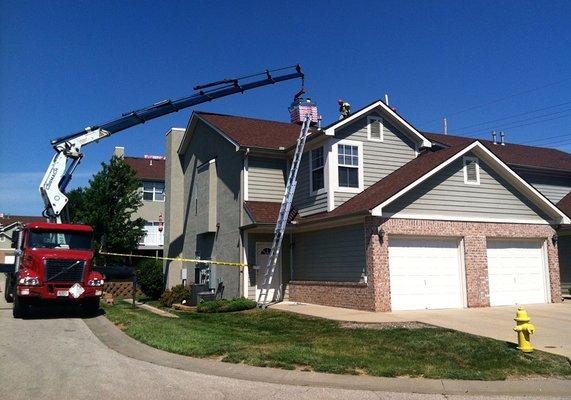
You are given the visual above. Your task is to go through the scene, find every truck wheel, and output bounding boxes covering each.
[13,295,30,319]
[4,274,14,303]
[82,298,100,317]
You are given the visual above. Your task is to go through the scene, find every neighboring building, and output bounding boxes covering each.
[0,215,46,263]
[164,99,571,310]
[113,147,166,257]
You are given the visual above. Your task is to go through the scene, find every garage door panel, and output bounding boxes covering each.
[389,237,464,311]
[487,240,547,306]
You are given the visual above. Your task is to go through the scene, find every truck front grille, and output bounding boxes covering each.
[45,259,85,283]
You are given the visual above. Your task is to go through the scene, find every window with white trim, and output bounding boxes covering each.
[310,147,324,193]
[367,116,383,141]
[142,181,165,201]
[463,156,480,185]
[337,144,360,188]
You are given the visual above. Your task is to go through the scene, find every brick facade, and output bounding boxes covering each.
[290,217,561,312]
[288,281,373,311]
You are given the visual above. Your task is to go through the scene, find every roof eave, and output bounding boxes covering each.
[371,141,570,224]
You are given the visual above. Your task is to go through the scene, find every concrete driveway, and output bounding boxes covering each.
[272,302,571,358]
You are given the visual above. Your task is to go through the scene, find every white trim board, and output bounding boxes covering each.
[324,100,432,148]
[371,141,570,224]
[333,139,364,194]
[384,213,551,225]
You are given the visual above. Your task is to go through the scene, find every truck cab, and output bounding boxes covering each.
[5,222,104,318]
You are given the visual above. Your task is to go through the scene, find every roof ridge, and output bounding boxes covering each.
[424,131,570,154]
[196,111,299,127]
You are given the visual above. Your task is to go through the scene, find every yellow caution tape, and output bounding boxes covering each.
[98,251,248,268]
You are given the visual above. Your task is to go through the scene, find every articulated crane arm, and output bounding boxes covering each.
[40,65,304,222]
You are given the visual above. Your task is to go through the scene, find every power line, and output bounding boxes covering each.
[451,100,571,131]
[459,108,571,136]
[522,133,571,144]
[423,76,571,125]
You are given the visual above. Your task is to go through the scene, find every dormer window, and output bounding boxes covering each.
[367,116,384,142]
[463,156,480,185]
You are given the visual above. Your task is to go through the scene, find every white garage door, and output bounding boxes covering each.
[487,240,548,306]
[389,237,465,311]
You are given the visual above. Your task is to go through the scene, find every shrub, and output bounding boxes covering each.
[136,259,164,300]
[197,297,257,313]
[160,284,191,307]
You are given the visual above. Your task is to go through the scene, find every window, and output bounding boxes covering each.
[142,181,165,201]
[367,116,383,141]
[338,144,360,188]
[310,147,325,193]
[463,156,480,185]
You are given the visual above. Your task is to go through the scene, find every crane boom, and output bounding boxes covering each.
[40,65,304,222]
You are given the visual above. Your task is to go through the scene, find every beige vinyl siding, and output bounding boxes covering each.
[334,112,417,207]
[293,151,328,216]
[514,169,571,204]
[248,157,286,202]
[384,152,552,222]
[293,224,365,282]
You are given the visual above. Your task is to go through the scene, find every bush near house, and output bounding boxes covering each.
[160,284,191,307]
[136,259,164,300]
[197,298,257,313]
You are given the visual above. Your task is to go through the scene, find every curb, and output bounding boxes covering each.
[83,315,571,397]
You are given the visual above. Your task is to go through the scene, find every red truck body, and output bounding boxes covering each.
[6,222,104,318]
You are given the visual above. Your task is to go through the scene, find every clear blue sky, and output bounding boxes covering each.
[1,0,570,215]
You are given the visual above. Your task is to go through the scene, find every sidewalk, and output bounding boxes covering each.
[84,314,571,397]
[270,301,571,358]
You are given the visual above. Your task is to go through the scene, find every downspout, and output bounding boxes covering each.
[290,230,295,283]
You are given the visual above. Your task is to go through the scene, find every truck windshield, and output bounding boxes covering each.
[28,230,92,250]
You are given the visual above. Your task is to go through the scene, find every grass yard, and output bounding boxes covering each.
[103,302,571,380]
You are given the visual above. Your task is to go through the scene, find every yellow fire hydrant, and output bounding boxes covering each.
[513,307,535,353]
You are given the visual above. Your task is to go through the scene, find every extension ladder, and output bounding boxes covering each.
[257,115,312,307]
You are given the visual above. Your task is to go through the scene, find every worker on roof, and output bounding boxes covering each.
[338,99,351,120]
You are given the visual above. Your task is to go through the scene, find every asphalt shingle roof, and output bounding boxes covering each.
[124,157,165,181]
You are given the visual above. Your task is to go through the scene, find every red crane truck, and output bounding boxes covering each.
[5,222,104,318]
[3,65,304,317]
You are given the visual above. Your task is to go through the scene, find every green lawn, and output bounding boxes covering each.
[103,302,571,380]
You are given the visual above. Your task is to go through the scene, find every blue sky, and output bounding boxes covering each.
[1,0,570,215]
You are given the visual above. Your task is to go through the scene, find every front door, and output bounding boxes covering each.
[255,242,282,303]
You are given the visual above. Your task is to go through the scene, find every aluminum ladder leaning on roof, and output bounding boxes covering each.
[257,115,312,308]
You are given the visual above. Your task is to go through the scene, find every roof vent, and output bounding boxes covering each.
[500,131,506,146]
[289,96,319,125]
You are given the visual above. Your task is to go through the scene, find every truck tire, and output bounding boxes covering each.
[4,274,14,303]
[13,295,30,319]
[82,298,100,317]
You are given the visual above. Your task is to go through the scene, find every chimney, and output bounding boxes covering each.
[492,131,497,145]
[113,146,125,158]
[500,131,506,146]
[289,96,318,125]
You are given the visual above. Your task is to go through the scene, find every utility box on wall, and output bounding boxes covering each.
[195,159,218,233]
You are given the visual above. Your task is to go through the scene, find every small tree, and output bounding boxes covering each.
[67,156,146,254]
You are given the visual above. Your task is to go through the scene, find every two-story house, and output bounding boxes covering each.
[0,214,46,264]
[112,147,166,257]
[164,99,570,310]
